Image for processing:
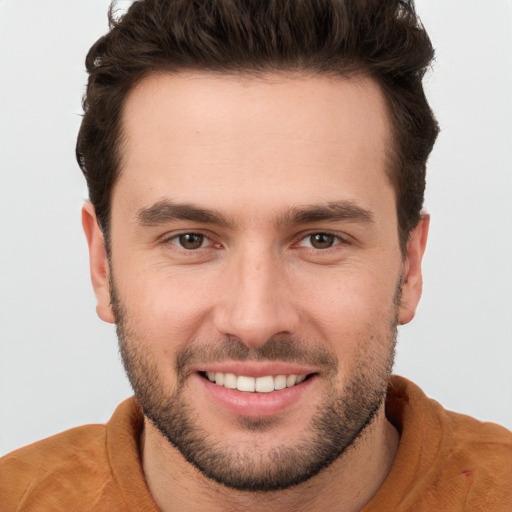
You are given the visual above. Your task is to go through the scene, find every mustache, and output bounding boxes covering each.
[175,335,338,380]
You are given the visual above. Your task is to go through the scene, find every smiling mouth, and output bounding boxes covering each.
[199,371,315,393]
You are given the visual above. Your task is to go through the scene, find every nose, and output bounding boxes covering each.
[213,246,299,349]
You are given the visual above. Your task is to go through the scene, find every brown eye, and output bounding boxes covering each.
[309,233,337,249]
[178,233,205,250]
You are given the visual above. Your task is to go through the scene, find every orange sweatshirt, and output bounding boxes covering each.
[1,376,511,511]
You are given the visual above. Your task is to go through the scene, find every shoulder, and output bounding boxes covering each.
[0,424,111,510]
[442,408,512,502]
[445,406,512,448]
[0,422,108,472]
[384,376,512,511]
[388,375,512,453]
[0,398,146,512]
[405,378,512,477]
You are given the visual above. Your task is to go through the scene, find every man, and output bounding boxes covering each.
[1,0,511,510]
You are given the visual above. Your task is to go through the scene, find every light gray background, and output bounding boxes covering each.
[1,1,511,456]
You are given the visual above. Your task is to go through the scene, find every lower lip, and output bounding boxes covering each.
[197,374,316,418]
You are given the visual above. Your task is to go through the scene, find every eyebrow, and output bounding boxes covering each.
[282,201,374,225]
[136,199,374,227]
[137,199,231,227]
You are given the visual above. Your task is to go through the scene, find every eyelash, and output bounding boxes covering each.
[166,232,217,251]
[164,231,348,252]
[296,231,347,250]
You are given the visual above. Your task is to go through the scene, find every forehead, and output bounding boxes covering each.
[114,71,395,220]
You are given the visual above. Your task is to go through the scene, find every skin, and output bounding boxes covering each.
[83,72,428,511]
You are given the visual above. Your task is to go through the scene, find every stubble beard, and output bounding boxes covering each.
[110,276,399,492]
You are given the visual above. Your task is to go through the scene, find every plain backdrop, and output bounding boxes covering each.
[1,0,511,456]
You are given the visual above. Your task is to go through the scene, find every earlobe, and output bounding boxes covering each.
[82,202,115,324]
[398,214,429,325]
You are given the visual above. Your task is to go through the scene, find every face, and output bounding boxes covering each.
[84,72,427,491]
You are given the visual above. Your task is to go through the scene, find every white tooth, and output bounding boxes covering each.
[274,375,287,390]
[206,372,216,382]
[255,376,274,393]
[286,375,297,387]
[296,374,306,384]
[237,375,255,392]
[224,373,237,389]
[215,372,224,386]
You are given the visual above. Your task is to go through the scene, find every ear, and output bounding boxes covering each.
[82,202,115,324]
[398,214,429,325]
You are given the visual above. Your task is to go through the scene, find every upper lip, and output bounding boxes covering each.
[191,361,319,378]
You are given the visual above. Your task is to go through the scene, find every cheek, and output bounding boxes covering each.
[298,265,400,351]
[114,269,219,394]
[115,264,218,347]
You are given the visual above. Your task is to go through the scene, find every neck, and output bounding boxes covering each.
[141,406,399,512]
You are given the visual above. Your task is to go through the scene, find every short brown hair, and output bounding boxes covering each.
[76,0,439,250]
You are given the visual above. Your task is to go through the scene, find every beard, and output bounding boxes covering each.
[110,276,399,492]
